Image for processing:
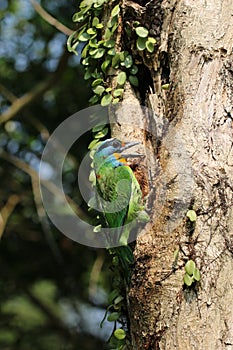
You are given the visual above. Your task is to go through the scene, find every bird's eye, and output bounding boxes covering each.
[112,140,120,148]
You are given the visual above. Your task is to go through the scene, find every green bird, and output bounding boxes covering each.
[92,138,149,248]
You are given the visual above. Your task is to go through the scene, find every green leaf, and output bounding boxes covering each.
[101,58,111,72]
[84,70,92,80]
[114,329,126,340]
[133,21,140,27]
[87,28,96,35]
[67,31,79,54]
[81,43,90,58]
[93,224,102,232]
[105,87,112,92]
[93,0,105,8]
[184,273,193,286]
[147,37,156,44]
[92,17,99,27]
[73,4,91,22]
[82,57,91,66]
[135,26,149,38]
[146,40,155,53]
[112,98,120,104]
[103,39,115,48]
[193,268,201,281]
[107,312,120,322]
[78,32,90,42]
[108,48,116,56]
[80,0,93,8]
[124,54,133,68]
[72,11,86,23]
[112,256,119,266]
[112,53,121,68]
[92,78,103,87]
[104,28,112,40]
[117,71,127,86]
[112,22,118,33]
[186,210,197,222]
[129,75,139,87]
[130,65,138,75]
[113,88,124,97]
[91,71,102,79]
[101,94,113,106]
[89,39,99,48]
[92,48,106,58]
[162,83,170,90]
[114,295,124,304]
[108,289,119,303]
[107,16,118,28]
[88,170,96,182]
[136,37,146,51]
[94,127,108,138]
[89,95,100,105]
[92,124,107,132]
[93,85,105,95]
[119,51,127,61]
[185,260,196,276]
[111,4,120,17]
[88,138,101,149]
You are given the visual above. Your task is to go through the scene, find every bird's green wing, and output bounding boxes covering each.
[96,165,145,245]
[96,165,132,228]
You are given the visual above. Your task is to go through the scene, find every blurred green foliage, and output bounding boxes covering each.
[0,0,112,349]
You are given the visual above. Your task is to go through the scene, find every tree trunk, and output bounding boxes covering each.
[112,0,233,349]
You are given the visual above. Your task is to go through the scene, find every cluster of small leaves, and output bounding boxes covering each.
[103,294,127,350]
[184,210,200,286]
[134,24,156,53]
[88,123,108,153]
[68,0,157,106]
[183,260,201,287]
[101,253,129,350]
[67,1,124,105]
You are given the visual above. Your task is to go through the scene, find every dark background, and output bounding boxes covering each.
[0,1,112,348]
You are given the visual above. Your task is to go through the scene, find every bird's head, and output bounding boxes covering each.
[93,138,140,168]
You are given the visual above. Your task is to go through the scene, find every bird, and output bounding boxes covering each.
[92,138,149,248]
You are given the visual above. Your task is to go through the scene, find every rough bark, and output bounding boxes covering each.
[111,0,233,349]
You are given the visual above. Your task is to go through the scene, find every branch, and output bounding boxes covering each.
[0,84,17,103]
[0,49,70,125]
[31,175,64,264]
[0,194,20,239]
[30,0,73,36]
[0,84,50,140]
[0,150,88,220]
[25,113,50,141]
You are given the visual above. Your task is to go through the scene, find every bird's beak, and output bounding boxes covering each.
[120,141,143,158]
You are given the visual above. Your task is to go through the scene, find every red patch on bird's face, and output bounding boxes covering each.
[96,174,101,179]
